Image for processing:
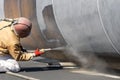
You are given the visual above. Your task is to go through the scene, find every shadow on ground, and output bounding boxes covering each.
[21,66,63,72]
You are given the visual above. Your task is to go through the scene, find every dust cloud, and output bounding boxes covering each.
[63,45,109,72]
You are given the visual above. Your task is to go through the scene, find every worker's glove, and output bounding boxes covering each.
[34,48,45,56]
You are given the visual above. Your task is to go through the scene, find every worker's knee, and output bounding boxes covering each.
[6,59,20,72]
[0,60,20,72]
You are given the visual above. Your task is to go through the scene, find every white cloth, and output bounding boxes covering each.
[0,55,20,72]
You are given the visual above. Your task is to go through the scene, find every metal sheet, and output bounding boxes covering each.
[99,0,120,54]
[52,0,119,56]
[36,0,66,48]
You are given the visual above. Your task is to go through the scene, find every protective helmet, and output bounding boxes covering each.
[12,17,32,38]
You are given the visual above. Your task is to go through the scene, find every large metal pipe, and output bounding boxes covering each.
[52,0,120,57]
[1,0,120,57]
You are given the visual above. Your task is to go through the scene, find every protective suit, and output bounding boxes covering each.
[0,18,38,72]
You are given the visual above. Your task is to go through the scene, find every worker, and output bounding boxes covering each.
[0,17,44,72]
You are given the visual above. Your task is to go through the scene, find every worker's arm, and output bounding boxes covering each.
[8,43,35,61]
[7,41,45,61]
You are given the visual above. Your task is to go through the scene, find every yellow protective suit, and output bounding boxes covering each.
[0,20,34,61]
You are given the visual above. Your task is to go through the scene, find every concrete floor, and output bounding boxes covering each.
[0,57,120,80]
